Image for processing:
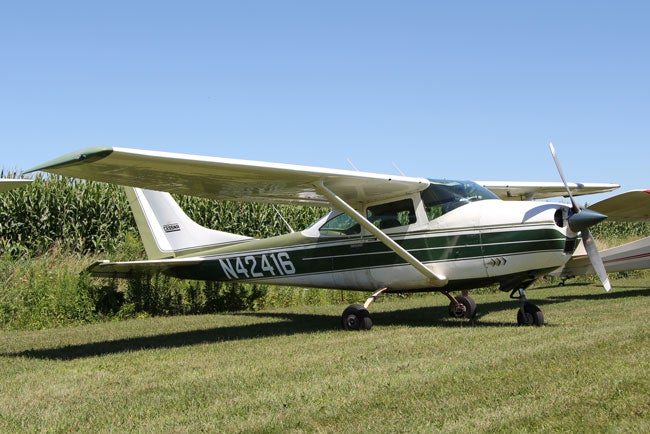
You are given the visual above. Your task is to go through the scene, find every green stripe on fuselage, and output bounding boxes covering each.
[170,227,566,282]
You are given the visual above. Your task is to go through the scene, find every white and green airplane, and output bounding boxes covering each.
[0,178,32,192]
[27,144,650,329]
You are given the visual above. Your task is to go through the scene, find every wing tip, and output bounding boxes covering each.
[26,146,115,174]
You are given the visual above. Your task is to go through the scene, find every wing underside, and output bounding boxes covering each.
[478,181,619,201]
[28,147,430,206]
[588,190,650,222]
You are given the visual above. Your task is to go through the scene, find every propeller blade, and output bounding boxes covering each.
[550,142,610,292]
[582,229,611,292]
[549,142,580,212]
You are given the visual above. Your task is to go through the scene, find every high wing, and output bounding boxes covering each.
[27,147,430,206]
[478,181,619,201]
[0,178,32,192]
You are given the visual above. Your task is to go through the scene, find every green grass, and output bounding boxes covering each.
[1,278,649,433]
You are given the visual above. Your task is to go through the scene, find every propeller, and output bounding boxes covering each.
[549,143,611,291]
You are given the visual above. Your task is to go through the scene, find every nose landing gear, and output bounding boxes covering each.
[512,288,544,326]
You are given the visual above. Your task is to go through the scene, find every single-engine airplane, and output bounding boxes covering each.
[27,144,650,329]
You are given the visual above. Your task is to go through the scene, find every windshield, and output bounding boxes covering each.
[422,179,499,220]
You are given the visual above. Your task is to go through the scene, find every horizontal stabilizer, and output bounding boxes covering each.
[87,258,205,279]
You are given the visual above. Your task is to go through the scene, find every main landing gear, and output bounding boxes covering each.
[341,288,387,331]
[340,288,480,331]
[444,290,477,319]
[341,287,544,330]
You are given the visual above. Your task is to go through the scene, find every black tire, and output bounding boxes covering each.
[341,304,372,331]
[360,316,373,331]
[448,295,477,319]
[517,302,544,326]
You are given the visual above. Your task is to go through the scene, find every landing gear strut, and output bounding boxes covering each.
[341,288,387,331]
[511,288,544,326]
[445,291,477,319]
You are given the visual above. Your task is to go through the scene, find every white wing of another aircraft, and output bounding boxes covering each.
[0,178,32,192]
[552,190,650,280]
[588,190,650,221]
[552,237,650,279]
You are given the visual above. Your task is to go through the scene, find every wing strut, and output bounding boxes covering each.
[314,181,448,287]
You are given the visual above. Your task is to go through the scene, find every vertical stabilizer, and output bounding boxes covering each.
[125,187,252,259]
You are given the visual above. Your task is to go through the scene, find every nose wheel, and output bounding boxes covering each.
[517,302,544,326]
[512,288,544,326]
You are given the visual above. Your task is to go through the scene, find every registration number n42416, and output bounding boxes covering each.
[219,252,296,279]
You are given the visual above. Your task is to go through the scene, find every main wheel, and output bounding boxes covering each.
[448,295,477,319]
[341,304,372,331]
[517,302,544,326]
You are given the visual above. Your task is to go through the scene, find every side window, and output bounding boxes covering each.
[366,198,416,230]
[319,213,361,236]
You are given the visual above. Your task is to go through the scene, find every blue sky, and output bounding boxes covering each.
[1,1,648,203]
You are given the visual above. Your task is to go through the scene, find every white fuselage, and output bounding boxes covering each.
[188,199,575,293]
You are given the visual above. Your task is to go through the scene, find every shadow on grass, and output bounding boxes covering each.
[539,286,650,302]
[4,287,649,361]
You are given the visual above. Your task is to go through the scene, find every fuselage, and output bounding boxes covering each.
[168,180,578,293]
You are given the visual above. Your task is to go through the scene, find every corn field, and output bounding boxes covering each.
[0,174,342,329]
[0,173,326,258]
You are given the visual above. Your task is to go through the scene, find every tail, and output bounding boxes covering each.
[124,187,252,259]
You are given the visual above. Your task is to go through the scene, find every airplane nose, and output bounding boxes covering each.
[567,209,608,233]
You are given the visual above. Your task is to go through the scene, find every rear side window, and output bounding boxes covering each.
[366,198,416,230]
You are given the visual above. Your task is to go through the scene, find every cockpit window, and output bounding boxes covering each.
[422,179,499,220]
